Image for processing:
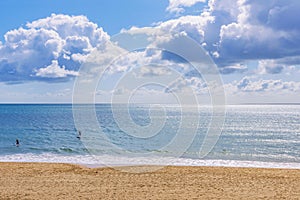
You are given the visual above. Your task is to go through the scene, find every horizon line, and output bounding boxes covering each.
[0,102,300,105]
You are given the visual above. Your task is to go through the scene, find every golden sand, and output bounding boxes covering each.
[0,162,299,199]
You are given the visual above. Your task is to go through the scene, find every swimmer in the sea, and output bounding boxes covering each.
[77,130,81,139]
[16,139,20,147]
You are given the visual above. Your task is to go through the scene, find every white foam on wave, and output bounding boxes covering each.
[1,153,300,169]
[0,153,95,165]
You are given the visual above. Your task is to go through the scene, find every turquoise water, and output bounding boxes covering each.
[0,104,299,168]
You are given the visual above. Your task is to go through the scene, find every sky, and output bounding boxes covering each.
[0,0,299,104]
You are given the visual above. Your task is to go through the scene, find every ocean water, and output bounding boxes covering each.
[0,104,299,169]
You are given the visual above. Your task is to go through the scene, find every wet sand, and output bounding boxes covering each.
[0,162,299,199]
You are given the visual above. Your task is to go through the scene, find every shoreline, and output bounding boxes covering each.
[0,162,299,199]
[1,154,300,170]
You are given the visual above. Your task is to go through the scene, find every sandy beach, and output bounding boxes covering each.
[0,162,299,199]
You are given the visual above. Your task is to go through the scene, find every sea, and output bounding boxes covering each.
[0,104,299,169]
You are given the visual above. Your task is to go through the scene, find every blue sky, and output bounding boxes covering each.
[0,0,169,38]
[0,0,299,104]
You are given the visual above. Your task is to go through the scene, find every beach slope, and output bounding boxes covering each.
[0,162,299,199]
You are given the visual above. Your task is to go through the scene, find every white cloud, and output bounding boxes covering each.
[138,65,173,77]
[125,14,214,45]
[26,14,109,48]
[218,0,300,63]
[166,0,206,14]
[165,76,209,95]
[207,0,240,19]
[159,0,300,73]
[257,59,300,75]
[222,76,300,103]
[220,63,247,74]
[257,60,284,74]
[229,77,300,93]
[121,14,215,76]
[0,14,109,83]
[35,60,79,78]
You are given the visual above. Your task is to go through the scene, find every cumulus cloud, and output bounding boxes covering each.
[0,14,109,83]
[121,14,215,74]
[219,63,247,74]
[139,0,300,74]
[257,60,284,74]
[125,14,213,50]
[165,76,209,95]
[230,77,300,93]
[256,58,300,75]
[35,60,79,78]
[218,0,300,65]
[166,0,206,14]
[138,65,173,77]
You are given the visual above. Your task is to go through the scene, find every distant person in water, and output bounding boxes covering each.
[15,139,20,147]
[77,130,81,139]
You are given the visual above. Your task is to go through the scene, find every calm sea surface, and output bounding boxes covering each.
[0,104,299,168]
